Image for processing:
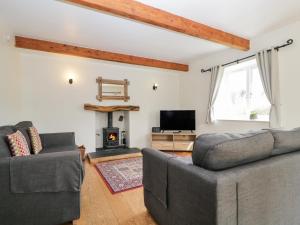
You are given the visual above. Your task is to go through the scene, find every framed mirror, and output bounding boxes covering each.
[96,77,130,102]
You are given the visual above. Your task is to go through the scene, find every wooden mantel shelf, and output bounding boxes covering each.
[84,104,140,112]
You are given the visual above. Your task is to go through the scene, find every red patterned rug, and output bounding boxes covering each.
[95,157,143,194]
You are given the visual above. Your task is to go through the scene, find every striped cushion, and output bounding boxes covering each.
[7,131,30,157]
[28,127,43,154]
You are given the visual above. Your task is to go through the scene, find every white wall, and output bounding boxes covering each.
[18,51,181,152]
[180,20,300,134]
[0,22,21,124]
[2,19,300,151]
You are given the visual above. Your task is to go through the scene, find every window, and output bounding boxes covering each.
[214,59,270,121]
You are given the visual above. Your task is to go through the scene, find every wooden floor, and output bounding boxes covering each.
[72,152,191,225]
[73,158,156,225]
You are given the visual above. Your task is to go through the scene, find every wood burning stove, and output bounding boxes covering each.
[103,112,119,148]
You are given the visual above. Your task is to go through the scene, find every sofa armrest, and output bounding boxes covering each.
[40,132,76,148]
[9,151,83,193]
[142,148,177,208]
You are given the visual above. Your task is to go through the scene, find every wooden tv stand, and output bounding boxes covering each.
[151,132,196,151]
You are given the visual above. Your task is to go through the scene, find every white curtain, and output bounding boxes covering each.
[256,49,280,128]
[206,66,224,124]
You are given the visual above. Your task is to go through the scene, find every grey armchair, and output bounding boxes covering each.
[0,122,84,225]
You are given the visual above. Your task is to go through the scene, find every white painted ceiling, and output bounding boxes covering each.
[0,0,300,63]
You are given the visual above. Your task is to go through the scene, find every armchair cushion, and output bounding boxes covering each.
[10,151,83,193]
[28,126,43,154]
[0,126,14,158]
[14,121,33,152]
[7,131,31,157]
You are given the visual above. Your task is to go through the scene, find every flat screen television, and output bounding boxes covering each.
[160,110,195,131]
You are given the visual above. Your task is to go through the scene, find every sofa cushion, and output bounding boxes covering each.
[7,131,31,157]
[28,127,43,154]
[270,128,300,156]
[14,121,33,152]
[192,130,274,171]
[0,126,14,158]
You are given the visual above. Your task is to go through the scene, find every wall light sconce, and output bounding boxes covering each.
[66,72,76,85]
[153,83,158,91]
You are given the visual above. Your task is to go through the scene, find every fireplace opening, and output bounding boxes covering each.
[103,112,120,149]
[103,127,119,148]
[108,132,118,141]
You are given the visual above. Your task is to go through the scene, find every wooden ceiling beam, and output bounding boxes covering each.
[66,0,250,51]
[15,36,189,72]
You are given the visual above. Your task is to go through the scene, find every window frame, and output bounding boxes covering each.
[214,59,270,123]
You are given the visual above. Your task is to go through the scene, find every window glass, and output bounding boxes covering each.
[214,59,270,121]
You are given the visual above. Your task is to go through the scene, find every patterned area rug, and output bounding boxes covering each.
[95,157,143,194]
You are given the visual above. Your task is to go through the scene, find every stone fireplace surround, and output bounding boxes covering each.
[84,104,140,150]
[84,104,141,161]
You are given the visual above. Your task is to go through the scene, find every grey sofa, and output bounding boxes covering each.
[0,121,84,225]
[143,129,300,225]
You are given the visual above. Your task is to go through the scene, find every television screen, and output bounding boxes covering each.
[160,110,195,131]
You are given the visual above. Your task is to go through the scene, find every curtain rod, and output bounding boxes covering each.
[201,39,294,73]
